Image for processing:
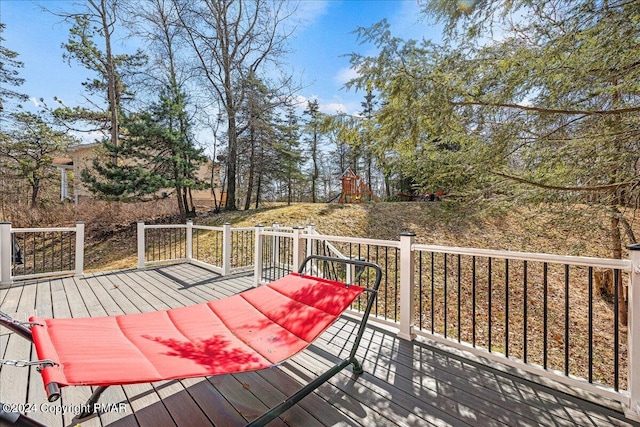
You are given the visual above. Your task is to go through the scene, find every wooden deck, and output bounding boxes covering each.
[1,263,638,427]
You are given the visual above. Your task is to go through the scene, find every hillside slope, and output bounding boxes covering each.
[86,202,639,272]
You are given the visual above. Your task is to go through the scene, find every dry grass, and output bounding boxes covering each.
[8,199,636,272]
[3,199,180,272]
[197,201,638,258]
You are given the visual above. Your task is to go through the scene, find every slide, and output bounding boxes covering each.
[326,192,342,203]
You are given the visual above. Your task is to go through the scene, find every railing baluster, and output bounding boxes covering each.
[385,246,390,321]
[41,232,45,272]
[614,268,620,392]
[419,252,423,329]
[564,264,570,376]
[394,246,398,321]
[505,258,509,358]
[59,232,63,271]
[588,266,593,383]
[472,255,476,347]
[431,252,435,334]
[31,232,36,272]
[523,260,528,364]
[444,253,448,339]
[543,262,548,370]
[457,254,461,343]
[488,257,493,353]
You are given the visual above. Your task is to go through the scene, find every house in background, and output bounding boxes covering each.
[53,143,226,207]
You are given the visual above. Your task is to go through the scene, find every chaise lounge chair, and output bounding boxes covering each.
[0,255,381,427]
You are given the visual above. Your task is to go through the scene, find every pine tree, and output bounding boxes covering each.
[53,1,146,160]
[1,112,77,207]
[303,100,322,203]
[82,92,208,220]
[0,23,28,113]
[275,105,304,205]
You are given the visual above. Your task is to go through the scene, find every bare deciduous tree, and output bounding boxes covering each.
[173,0,293,210]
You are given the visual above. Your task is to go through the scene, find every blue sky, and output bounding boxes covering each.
[1,0,442,117]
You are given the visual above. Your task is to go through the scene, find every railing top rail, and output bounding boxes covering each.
[230,227,255,232]
[192,225,224,231]
[413,243,632,270]
[262,227,296,232]
[144,224,186,230]
[260,230,298,238]
[12,227,78,233]
[302,233,401,249]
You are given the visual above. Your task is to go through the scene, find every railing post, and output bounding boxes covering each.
[186,220,193,262]
[292,227,306,272]
[137,221,145,269]
[398,231,416,341]
[222,222,232,276]
[0,222,12,286]
[305,224,315,258]
[254,225,264,287]
[627,243,640,420]
[74,221,84,277]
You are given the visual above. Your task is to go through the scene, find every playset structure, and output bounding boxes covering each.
[334,167,379,203]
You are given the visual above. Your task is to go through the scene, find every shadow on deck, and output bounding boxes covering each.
[1,263,638,427]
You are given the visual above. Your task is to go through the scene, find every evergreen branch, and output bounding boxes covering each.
[494,171,639,192]
[453,100,640,116]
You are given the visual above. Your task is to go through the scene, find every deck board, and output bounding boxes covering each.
[1,263,639,427]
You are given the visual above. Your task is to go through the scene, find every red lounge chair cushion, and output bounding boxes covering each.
[30,273,364,388]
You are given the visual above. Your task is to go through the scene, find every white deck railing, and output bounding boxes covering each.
[1,220,638,420]
[252,227,639,421]
[0,221,84,286]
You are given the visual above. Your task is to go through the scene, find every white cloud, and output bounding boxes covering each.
[30,97,40,108]
[293,94,314,106]
[321,102,348,115]
[72,130,106,145]
[292,0,330,30]
[334,67,359,86]
[389,1,443,43]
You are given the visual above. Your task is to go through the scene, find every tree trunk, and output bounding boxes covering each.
[384,173,391,199]
[175,185,186,222]
[244,127,256,210]
[311,132,318,203]
[366,153,372,200]
[183,187,191,216]
[225,106,238,210]
[96,0,119,164]
[30,181,39,209]
[255,144,263,209]
[255,173,262,209]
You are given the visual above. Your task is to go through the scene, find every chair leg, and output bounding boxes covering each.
[350,357,364,375]
[247,358,353,427]
[0,403,47,427]
[78,385,108,419]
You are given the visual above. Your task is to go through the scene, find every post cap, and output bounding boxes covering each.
[399,231,416,237]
